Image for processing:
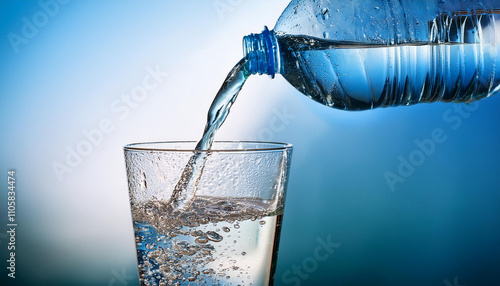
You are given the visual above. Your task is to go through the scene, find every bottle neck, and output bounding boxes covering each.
[243,26,280,78]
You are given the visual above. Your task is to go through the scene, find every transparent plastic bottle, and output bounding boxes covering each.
[243,0,500,110]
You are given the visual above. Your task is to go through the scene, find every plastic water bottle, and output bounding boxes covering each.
[243,0,500,110]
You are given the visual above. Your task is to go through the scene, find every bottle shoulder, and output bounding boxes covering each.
[273,0,497,45]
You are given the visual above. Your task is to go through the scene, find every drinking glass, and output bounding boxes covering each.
[124,141,293,286]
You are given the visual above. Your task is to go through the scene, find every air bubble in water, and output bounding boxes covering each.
[132,196,283,284]
[187,275,197,282]
[206,231,223,242]
[195,237,208,244]
[199,216,209,224]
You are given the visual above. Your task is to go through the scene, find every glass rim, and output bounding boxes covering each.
[123,141,293,153]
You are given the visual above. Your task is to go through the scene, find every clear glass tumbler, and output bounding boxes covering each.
[124,141,293,286]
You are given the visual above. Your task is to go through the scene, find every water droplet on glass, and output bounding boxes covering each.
[321,8,329,20]
[141,172,147,190]
[234,223,240,229]
[241,251,247,256]
[222,226,230,232]
[323,32,329,38]
[259,220,266,225]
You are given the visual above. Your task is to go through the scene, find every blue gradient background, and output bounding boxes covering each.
[1,1,499,285]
